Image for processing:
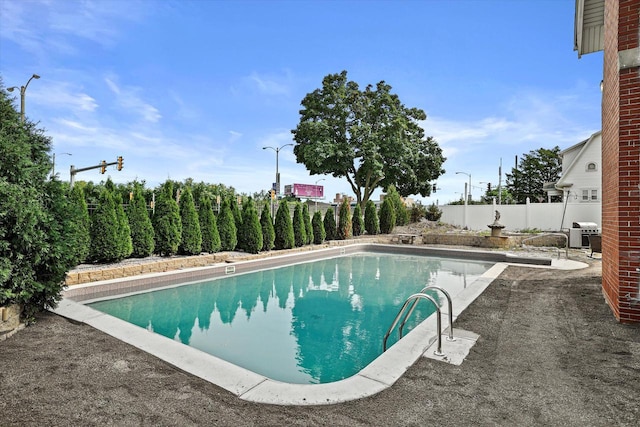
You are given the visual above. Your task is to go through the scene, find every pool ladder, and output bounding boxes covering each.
[383,286,455,356]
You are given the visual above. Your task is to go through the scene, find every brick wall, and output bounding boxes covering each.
[602,0,640,323]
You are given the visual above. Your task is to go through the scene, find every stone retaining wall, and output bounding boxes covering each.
[0,304,24,341]
[63,233,565,287]
[64,237,385,286]
[421,233,568,249]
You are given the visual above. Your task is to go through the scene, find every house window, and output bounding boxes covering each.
[586,162,598,172]
[582,189,598,202]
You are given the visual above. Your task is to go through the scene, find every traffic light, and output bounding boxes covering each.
[432,183,437,193]
[100,160,106,174]
[270,189,275,200]
[487,183,492,192]
[117,156,123,171]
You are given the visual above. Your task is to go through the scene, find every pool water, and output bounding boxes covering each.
[89,253,493,384]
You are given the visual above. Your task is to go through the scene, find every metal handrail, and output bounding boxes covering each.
[521,232,569,260]
[399,286,455,342]
[383,293,443,356]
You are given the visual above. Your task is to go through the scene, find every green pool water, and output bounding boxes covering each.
[88,253,493,384]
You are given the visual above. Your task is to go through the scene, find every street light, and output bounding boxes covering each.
[262,143,293,196]
[52,152,72,179]
[315,178,326,213]
[7,73,40,122]
[455,171,471,204]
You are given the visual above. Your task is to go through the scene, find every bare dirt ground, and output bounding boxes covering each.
[2,237,640,426]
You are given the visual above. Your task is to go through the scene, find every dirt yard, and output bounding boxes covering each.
[3,246,640,426]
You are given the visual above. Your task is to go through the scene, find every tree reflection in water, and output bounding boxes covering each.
[89,254,492,383]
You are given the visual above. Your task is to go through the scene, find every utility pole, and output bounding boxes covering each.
[498,158,502,205]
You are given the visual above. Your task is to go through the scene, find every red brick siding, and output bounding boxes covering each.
[602,0,640,323]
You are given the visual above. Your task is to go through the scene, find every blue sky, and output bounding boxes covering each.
[1,0,603,205]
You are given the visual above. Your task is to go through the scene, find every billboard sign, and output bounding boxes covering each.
[292,183,324,198]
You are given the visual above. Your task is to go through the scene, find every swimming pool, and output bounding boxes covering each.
[55,243,553,404]
[86,253,494,384]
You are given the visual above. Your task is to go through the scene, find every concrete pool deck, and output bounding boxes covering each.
[51,244,588,406]
[3,245,640,426]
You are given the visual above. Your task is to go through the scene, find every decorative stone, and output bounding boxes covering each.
[488,210,505,237]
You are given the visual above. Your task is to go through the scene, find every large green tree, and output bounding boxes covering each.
[292,70,446,207]
[506,147,561,204]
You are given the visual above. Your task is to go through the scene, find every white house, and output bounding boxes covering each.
[545,130,602,203]
[440,131,602,231]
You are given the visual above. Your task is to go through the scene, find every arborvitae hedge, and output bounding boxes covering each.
[127,184,154,257]
[292,203,306,247]
[89,189,122,262]
[302,203,313,245]
[323,207,336,240]
[152,181,182,256]
[352,202,364,237]
[379,197,396,234]
[0,89,75,319]
[199,196,221,253]
[68,185,91,264]
[364,200,380,235]
[238,197,263,254]
[312,211,325,244]
[114,192,133,259]
[260,201,275,251]
[337,199,352,240]
[386,185,408,226]
[217,197,238,251]
[274,202,294,250]
[178,186,202,255]
[230,196,242,229]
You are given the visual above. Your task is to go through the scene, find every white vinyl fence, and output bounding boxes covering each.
[438,199,601,232]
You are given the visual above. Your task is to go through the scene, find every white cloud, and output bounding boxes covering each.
[228,130,242,142]
[0,0,147,57]
[246,71,292,96]
[105,77,161,123]
[30,81,98,114]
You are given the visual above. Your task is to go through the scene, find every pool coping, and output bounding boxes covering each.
[52,244,587,406]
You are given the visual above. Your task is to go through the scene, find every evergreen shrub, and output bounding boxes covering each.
[178,186,202,255]
[312,211,325,244]
[337,199,352,240]
[364,200,380,235]
[238,198,263,254]
[323,208,336,240]
[274,202,294,250]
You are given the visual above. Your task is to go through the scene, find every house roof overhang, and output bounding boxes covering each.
[575,0,605,58]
